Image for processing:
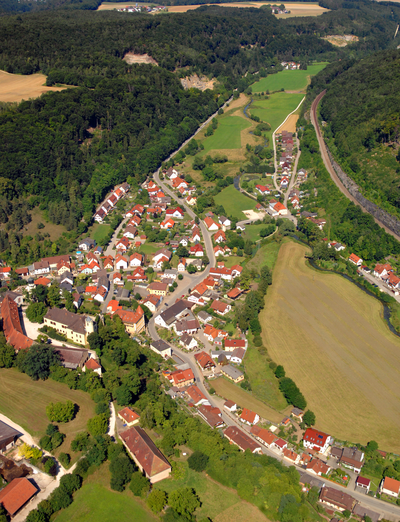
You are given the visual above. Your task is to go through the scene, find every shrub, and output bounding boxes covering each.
[130,471,150,497]
[87,414,108,436]
[71,431,89,452]
[73,457,90,478]
[59,453,70,467]
[188,451,209,472]
[46,400,75,423]
[109,453,135,492]
[147,489,167,513]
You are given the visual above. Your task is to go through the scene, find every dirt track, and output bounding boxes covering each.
[310,91,400,242]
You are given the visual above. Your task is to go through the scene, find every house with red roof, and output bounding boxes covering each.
[356,476,371,493]
[198,405,225,429]
[214,245,225,257]
[214,230,226,243]
[168,368,195,388]
[306,458,330,476]
[83,357,102,376]
[303,428,332,453]
[204,217,220,231]
[118,407,140,426]
[120,427,171,483]
[224,338,246,351]
[239,408,260,426]
[115,255,128,270]
[113,272,123,285]
[194,351,216,371]
[282,448,300,464]
[107,299,122,314]
[166,207,184,219]
[224,426,262,454]
[380,476,400,497]
[185,385,209,406]
[269,200,288,216]
[34,276,51,287]
[250,426,276,448]
[115,236,130,252]
[129,253,143,267]
[160,218,175,230]
[0,296,33,352]
[211,299,231,316]
[349,253,362,266]
[255,184,271,195]
[374,263,393,279]
[190,244,204,257]
[115,307,145,335]
[272,438,288,452]
[127,267,147,282]
[0,477,38,517]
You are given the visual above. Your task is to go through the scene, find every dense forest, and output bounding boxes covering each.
[317,49,400,217]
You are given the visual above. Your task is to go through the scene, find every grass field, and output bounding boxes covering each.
[55,466,157,522]
[139,242,161,255]
[92,224,112,244]
[260,241,400,452]
[214,185,256,220]
[246,240,282,271]
[212,377,283,423]
[252,64,327,93]
[243,224,276,242]
[202,116,251,154]
[156,460,270,521]
[249,92,304,145]
[0,369,96,459]
[0,70,69,103]
[244,343,288,411]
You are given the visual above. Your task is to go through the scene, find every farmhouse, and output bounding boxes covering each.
[223,426,261,454]
[306,458,330,476]
[120,427,171,483]
[302,428,332,453]
[0,296,33,351]
[319,487,355,512]
[118,407,140,427]
[224,338,246,351]
[168,368,195,388]
[0,420,21,453]
[0,478,38,517]
[331,446,364,473]
[221,364,244,383]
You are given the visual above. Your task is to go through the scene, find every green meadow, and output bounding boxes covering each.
[251,63,328,93]
[214,185,256,219]
[201,115,251,153]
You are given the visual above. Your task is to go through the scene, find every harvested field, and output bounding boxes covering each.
[123,52,158,65]
[212,377,284,423]
[276,113,298,133]
[0,71,69,103]
[260,241,400,452]
[165,1,328,15]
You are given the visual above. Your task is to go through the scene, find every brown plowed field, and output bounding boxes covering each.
[0,71,69,103]
[260,241,400,452]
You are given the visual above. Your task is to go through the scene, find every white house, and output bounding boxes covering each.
[115,255,128,270]
[380,477,400,498]
[130,253,143,267]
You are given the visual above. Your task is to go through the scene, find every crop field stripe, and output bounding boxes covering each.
[0,70,70,103]
[260,242,400,452]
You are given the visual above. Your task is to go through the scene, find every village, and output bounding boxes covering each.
[0,161,399,522]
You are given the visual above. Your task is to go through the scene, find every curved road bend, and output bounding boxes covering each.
[311,91,400,243]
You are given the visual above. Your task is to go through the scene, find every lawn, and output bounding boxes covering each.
[244,343,288,411]
[246,240,282,271]
[214,185,256,220]
[202,115,251,154]
[211,377,283,424]
[222,255,245,268]
[0,368,96,460]
[92,223,112,244]
[260,241,400,452]
[156,461,270,521]
[251,63,328,93]
[139,243,161,255]
[243,224,276,242]
[55,465,157,522]
[249,92,304,145]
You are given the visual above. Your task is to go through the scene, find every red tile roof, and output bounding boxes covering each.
[0,478,38,516]
[115,306,144,325]
[186,385,207,404]
[250,426,276,446]
[382,476,400,494]
[34,277,51,286]
[194,351,216,369]
[120,427,170,479]
[118,407,140,424]
[0,296,33,351]
[224,426,260,453]
[240,408,258,424]
[303,427,330,449]
[225,338,246,349]
[85,358,101,370]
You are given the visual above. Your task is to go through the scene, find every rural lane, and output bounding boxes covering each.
[310,91,400,243]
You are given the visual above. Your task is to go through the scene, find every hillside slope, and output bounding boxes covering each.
[319,49,400,217]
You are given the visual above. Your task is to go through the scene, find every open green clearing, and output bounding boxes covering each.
[214,185,256,220]
[201,115,251,154]
[251,63,328,93]
[0,368,96,460]
[212,377,284,423]
[246,240,282,271]
[92,223,112,244]
[260,241,400,452]
[156,460,270,521]
[249,92,304,144]
[243,224,276,242]
[139,242,161,255]
[55,466,157,522]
